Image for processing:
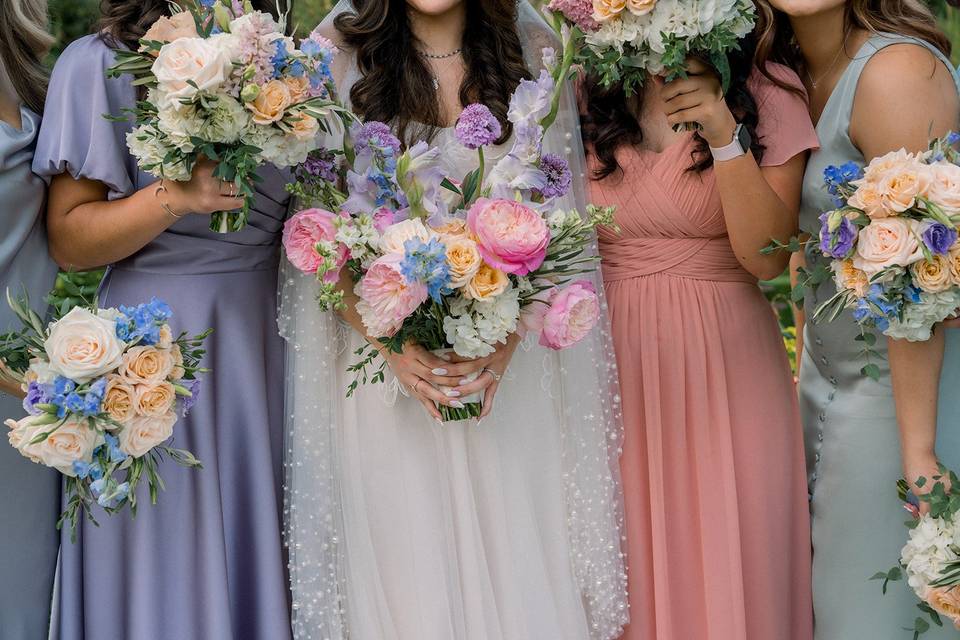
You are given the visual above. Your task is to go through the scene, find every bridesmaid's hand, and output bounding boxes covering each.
[660,57,738,148]
[904,453,949,516]
[0,361,24,399]
[454,334,521,420]
[162,159,246,216]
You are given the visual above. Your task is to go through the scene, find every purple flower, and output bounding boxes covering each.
[818,212,857,259]
[179,380,202,418]
[22,381,51,416]
[538,153,572,199]
[455,104,502,150]
[922,222,958,256]
[302,149,338,183]
[353,122,401,157]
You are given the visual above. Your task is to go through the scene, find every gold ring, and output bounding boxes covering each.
[482,368,502,382]
[413,379,423,394]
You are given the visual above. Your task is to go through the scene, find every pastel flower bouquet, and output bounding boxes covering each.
[546,0,756,94]
[283,33,616,422]
[812,135,960,357]
[106,0,352,233]
[0,293,209,539]
[872,468,960,636]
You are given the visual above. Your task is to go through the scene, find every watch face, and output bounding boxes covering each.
[737,124,752,152]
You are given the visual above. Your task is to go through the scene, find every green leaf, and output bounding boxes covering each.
[861,363,881,381]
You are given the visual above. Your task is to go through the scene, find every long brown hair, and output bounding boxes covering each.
[335,0,531,146]
[0,0,53,114]
[753,0,950,88]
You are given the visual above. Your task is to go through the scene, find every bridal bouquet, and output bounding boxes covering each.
[872,468,960,636]
[813,134,960,345]
[106,0,348,232]
[1,294,209,539]
[546,0,756,93]
[283,38,616,421]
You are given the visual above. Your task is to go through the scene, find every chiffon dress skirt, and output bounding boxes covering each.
[33,34,292,640]
[590,65,819,640]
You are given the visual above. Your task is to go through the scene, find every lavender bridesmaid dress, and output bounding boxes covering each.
[34,35,292,640]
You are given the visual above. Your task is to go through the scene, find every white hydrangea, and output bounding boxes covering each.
[443,287,520,359]
[157,104,205,153]
[902,513,960,593]
[126,125,191,182]
[443,314,495,360]
[885,289,960,341]
[243,127,312,167]
[201,95,249,144]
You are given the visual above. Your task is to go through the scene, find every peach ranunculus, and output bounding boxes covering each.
[135,382,177,418]
[355,253,429,338]
[119,412,177,458]
[290,113,320,141]
[246,79,292,125]
[445,237,483,289]
[44,307,125,383]
[120,346,175,386]
[18,416,99,476]
[926,587,960,628]
[593,0,627,22]
[626,0,657,16]
[852,218,925,275]
[876,159,933,214]
[928,162,960,216]
[464,263,510,301]
[103,375,137,425]
[467,198,550,276]
[152,37,233,110]
[911,255,954,293]
[847,181,889,219]
[831,258,870,297]
[140,12,199,52]
[283,76,311,104]
[378,218,435,255]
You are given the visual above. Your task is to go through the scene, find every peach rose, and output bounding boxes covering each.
[290,113,320,141]
[863,149,917,183]
[157,324,174,350]
[876,161,932,213]
[44,307,125,383]
[103,375,137,425]
[283,76,310,104]
[19,416,99,476]
[433,217,468,239]
[626,0,657,15]
[245,79,292,125]
[911,255,953,293]
[464,264,510,301]
[928,162,960,216]
[152,37,233,109]
[135,382,177,418]
[120,346,175,385]
[445,236,483,289]
[848,181,889,219]
[170,344,186,381]
[593,0,627,22]
[5,417,40,460]
[948,247,960,285]
[140,12,199,52]
[926,587,960,628]
[119,412,177,458]
[852,218,924,275]
[832,259,870,297]
[378,218,435,255]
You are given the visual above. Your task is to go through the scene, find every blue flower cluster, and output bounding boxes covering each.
[824,162,863,205]
[271,40,290,78]
[46,376,107,419]
[115,298,173,345]
[401,237,452,302]
[851,283,919,332]
[74,434,130,508]
[300,40,336,97]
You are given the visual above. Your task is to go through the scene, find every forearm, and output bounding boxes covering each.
[889,331,945,466]
[789,250,807,373]
[335,270,383,349]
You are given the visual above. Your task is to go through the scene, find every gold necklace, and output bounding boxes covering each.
[806,37,848,89]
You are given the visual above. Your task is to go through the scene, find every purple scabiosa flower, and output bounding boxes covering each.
[301,149,338,183]
[922,222,958,256]
[353,122,402,157]
[455,104,502,150]
[538,153,572,199]
[818,212,857,259]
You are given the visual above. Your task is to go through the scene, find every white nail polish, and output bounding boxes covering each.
[459,379,470,386]
[476,418,484,428]
[445,390,462,398]
[450,401,465,409]
[432,368,448,375]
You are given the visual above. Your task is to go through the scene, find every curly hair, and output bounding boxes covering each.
[334,0,531,146]
[0,0,53,114]
[97,0,289,51]
[582,38,766,180]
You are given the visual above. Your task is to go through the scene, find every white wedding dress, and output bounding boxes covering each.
[279,4,628,640]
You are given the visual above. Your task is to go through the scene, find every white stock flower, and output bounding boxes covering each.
[202,95,249,144]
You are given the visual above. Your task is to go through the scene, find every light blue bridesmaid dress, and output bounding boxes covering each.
[800,33,960,639]
[0,104,60,640]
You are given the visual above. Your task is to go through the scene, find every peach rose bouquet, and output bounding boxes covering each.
[0,293,210,539]
[281,39,617,420]
[105,0,354,232]
[811,134,960,348]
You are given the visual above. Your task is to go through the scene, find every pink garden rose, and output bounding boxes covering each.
[355,254,428,338]
[283,208,348,282]
[523,280,600,350]
[467,198,549,276]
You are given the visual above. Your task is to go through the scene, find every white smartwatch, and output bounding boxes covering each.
[709,123,751,162]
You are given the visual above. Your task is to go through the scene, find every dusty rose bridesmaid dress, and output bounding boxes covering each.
[590,65,817,640]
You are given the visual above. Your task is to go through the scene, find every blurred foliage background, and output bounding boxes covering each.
[42,0,960,365]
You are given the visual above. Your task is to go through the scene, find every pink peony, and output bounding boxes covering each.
[283,208,349,282]
[356,254,428,338]
[524,280,600,350]
[466,198,550,276]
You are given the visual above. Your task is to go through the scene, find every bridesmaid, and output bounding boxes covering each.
[0,1,60,637]
[581,42,818,639]
[33,2,293,638]
[756,1,960,637]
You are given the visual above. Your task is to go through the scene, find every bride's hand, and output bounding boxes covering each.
[381,342,491,421]
[454,334,522,419]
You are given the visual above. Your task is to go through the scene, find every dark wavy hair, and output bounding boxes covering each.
[335,0,531,146]
[582,38,766,180]
[97,0,289,50]
[0,0,53,114]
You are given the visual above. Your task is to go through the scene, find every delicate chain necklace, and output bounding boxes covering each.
[418,47,462,60]
[806,37,848,89]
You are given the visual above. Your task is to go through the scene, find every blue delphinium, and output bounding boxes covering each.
[852,284,901,332]
[271,40,289,78]
[103,433,127,463]
[73,460,104,481]
[401,237,451,302]
[116,298,173,345]
[824,162,864,206]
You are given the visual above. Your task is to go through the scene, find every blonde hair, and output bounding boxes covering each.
[0,0,53,113]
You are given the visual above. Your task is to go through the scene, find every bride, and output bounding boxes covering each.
[279,1,628,638]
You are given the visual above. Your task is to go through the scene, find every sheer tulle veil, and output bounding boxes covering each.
[277,2,628,638]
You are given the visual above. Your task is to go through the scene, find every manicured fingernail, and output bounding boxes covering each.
[445,390,461,398]
[476,418,484,428]
[432,368,448,375]
[459,379,470,386]
[435,418,444,425]
[450,401,465,409]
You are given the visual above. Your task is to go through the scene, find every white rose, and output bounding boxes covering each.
[152,37,233,109]
[852,218,925,276]
[927,162,960,216]
[377,218,435,255]
[6,417,41,460]
[44,307,125,383]
[119,411,177,458]
[18,416,99,476]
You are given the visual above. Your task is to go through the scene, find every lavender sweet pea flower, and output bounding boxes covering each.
[922,221,958,256]
[507,70,554,126]
[455,104,502,150]
[818,212,857,259]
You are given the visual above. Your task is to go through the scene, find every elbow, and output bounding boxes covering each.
[48,235,96,272]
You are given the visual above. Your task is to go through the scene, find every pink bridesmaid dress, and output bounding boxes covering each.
[590,65,817,640]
